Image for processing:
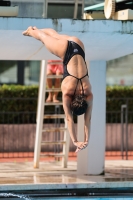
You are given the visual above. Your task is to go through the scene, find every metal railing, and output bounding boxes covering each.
[121,104,128,159]
[0,97,74,161]
[106,98,133,160]
[0,97,133,160]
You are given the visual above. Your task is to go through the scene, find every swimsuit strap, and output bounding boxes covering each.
[72,74,87,96]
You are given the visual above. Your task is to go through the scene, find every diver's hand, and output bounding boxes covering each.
[74,141,88,153]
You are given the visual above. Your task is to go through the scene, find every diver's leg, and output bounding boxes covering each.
[38,28,70,40]
[23,26,68,60]
[38,28,85,50]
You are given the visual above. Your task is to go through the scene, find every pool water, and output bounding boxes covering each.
[0,193,133,200]
[0,197,133,200]
[35,198,133,200]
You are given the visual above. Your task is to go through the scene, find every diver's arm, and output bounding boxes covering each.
[84,93,93,143]
[63,94,77,143]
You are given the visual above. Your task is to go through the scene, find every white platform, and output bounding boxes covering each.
[0,161,133,191]
[0,18,133,61]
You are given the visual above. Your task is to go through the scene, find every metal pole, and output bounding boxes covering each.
[121,104,128,160]
[125,101,128,160]
[121,105,126,159]
[81,0,85,19]
[17,61,24,85]
[73,0,78,19]
[42,0,48,18]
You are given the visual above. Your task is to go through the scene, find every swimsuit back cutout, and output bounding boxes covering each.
[63,40,89,96]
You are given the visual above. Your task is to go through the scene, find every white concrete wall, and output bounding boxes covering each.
[0,19,133,60]
[77,61,106,175]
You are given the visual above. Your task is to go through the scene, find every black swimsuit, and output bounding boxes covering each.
[63,41,89,96]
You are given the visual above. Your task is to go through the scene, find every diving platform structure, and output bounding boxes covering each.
[0,18,133,175]
[84,0,133,20]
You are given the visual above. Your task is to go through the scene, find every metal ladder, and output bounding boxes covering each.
[34,60,70,168]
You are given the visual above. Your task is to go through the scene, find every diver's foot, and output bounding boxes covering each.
[23,26,33,36]
[33,26,37,30]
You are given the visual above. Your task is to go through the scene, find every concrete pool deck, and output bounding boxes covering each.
[0,160,133,192]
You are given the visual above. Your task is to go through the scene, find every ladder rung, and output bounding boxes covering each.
[40,153,65,157]
[45,102,63,106]
[42,127,67,132]
[46,88,61,92]
[44,114,65,119]
[47,75,63,78]
[41,141,66,145]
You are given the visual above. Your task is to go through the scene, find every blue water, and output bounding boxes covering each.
[32,198,133,200]
[0,193,133,200]
[0,197,133,200]
[31,198,133,200]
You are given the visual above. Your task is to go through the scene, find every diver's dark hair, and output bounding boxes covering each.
[71,94,88,116]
